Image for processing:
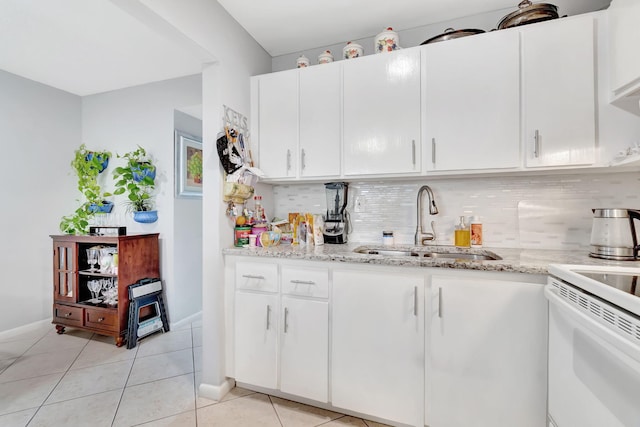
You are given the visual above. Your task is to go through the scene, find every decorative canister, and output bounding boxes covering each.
[296,54,310,68]
[251,225,268,247]
[375,27,399,53]
[317,50,334,64]
[343,41,364,59]
[234,226,251,247]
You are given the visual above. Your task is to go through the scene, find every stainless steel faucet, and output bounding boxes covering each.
[415,185,439,245]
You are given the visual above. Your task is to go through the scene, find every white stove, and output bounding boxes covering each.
[546,264,640,427]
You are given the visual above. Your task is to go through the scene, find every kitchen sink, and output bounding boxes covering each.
[354,247,502,261]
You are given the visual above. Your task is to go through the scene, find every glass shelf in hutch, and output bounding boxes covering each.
[51,233,160,347]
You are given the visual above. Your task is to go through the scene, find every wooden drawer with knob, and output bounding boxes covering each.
[84,307,117,332]
[53,303,83,328]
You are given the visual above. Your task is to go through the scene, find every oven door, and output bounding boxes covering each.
[546,285,640,427]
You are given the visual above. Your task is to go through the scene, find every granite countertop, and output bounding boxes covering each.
[223,242,640,275]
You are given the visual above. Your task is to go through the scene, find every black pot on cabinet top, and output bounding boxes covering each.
[497,0,559,30]
[420,28,485,45]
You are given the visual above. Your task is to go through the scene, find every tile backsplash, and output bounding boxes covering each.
[271,171,640,249]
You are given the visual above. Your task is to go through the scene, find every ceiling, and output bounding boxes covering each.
[0,0,610,96]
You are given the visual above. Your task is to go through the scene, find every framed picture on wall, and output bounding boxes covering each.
[175,130,203,198]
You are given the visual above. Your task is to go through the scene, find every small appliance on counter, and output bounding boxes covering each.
[323,182,349,244]
[590,208,640,260]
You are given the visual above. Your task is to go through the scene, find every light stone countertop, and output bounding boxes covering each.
[222,242,640,275]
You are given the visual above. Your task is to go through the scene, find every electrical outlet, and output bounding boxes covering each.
[354,197,365,213]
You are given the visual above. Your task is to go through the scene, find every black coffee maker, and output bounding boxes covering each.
[323,182,349,244]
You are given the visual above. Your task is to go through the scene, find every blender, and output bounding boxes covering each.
[323,182,349,244]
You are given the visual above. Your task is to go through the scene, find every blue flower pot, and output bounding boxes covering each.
[132,163,156,183]
[88,201,114,213]
[133,210,158,223]
[85,153,109,173]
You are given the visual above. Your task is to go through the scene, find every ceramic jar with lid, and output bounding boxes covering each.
[318,50,334,64]
[375,27,399,53]
[296,54,310,68]
[343,41,364,59]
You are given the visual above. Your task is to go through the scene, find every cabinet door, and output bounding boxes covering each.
[424,31,520,171]
[234,291,279,389]
[522,16,596,167]
[609,0,640,95]
[280,296,328,402]
[332,269,424,426]
[426,276,547,427]
[299,64,341,178]
[53,240,76,302]
[343,50,421,176]
[257,70,298,179]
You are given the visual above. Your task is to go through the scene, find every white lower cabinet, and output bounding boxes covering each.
[426,275,547,427]
[332,269,424,426]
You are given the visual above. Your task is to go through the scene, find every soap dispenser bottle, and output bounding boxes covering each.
[454,216,470,248]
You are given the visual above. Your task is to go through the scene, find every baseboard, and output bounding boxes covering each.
[170,311,202,330]
[0,318,51,340]
[198,378,235,401]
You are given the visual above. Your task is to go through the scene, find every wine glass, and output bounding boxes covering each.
[98,248,112,273]
[86,249,98,272]
[87,280,100,302]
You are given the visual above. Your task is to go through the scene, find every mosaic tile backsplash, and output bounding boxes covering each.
[271,171,640,249]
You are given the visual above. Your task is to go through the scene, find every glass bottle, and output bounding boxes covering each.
[454,216,470,248]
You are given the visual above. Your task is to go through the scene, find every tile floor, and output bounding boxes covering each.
[0,321,389,427]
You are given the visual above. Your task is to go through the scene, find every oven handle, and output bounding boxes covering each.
[545,285,640,365]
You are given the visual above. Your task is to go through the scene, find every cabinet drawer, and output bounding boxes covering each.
[84,308,117,331]
[236,262,278,292]
[53,304,83,327]
[281,266,329,298]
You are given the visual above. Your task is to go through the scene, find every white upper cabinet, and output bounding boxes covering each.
[522,15,596,168]
[255,70,298,179]
[609,0,640,95]
[299,64,341,178]
[423,30,520,172]
[343,50,421,176]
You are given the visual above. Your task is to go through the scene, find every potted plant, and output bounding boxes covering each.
[112,146,158,223]
[59,144,113,234]
[187,151,203,183]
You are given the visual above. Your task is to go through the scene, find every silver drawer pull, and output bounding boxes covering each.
[290,280,316,285]
[242,274,265,280]
[438,287,443,318]
[413,286,418,317]
[266,305,271,330]
[284,307,289,333]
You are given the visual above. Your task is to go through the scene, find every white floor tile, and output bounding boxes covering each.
[193,347,202,372]
[134,410,196,426]
[321,416,368,427]
[24,329,92,355]
[113,373,195,427]
[0,340,36,360]
[29,389,121,427]
[191,328,202,348]
[271,396,343,427]
[136,329,192,358]
[71,337,137,370]
[0,348,79,383]
[0,407,37,427]
[363,420,392,427]
[196,393,281,427]
[127,348,193,386]
[46,359,133,404]
[0,358,17,374]
[191,320,202,328]
[0,373,63,416]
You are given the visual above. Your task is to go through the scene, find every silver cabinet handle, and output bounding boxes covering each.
[290,280,316,285]
[411,140,416,166]
[431,138,436,164]
[301,148,306,171]
[286,149,291,172]
[413,286,418,317]
[284,307,289,333]
[242,274,265,280]
[533,130,540,158]
[266,305,271,330]
[438,287,443,318]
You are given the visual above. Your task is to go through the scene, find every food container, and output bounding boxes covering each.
[223,182,254,204]
[234,226,251,247]
[343,41,364,59]
[497,0,559,30]
[318,50,334,64]
[420,28,485,45]
[375,27,399,53]
[251,226,268,247]
[296,54,310,68]
[382,231,395,246]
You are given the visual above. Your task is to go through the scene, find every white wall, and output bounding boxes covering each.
[173,110,203,322]
[82,74,202,325]
[0,69,81,333]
